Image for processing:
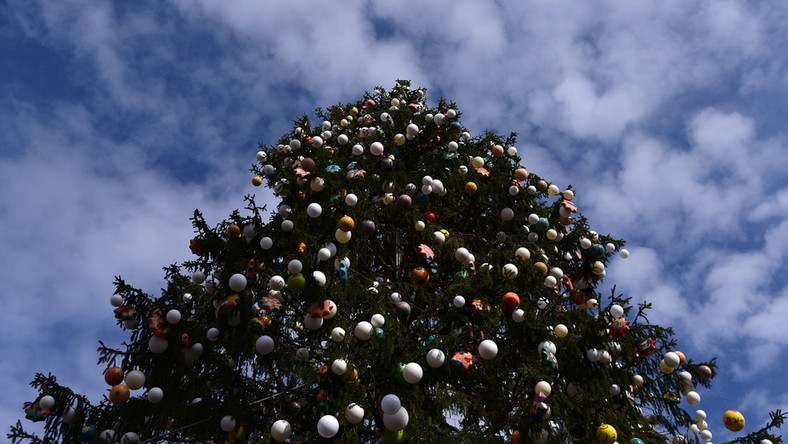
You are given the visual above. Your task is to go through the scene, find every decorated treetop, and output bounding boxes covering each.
[10,81,784,444]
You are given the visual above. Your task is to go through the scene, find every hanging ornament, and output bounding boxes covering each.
[109,384,131,405]
[723,410,745,432]
[104,367,124,386]
[411,267,430,285]
[596,424,617,444]
[451,351,477,372]
[317,415,340,438]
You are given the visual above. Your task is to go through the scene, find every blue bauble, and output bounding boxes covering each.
[631,439,645,444]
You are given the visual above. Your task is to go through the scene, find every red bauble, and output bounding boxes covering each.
[502,292,520,311]
[227,224,241,238]
[104,367,124,386]
[424,212,436,223]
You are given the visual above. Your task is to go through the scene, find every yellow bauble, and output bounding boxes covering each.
[382,430,404,443]
[596,424,617,444]
[338,215,355,232]
[252,176,263,186]
[465,182,478,195]
[723,409,745,432]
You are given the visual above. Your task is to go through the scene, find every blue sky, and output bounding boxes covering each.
[2,1,787,441]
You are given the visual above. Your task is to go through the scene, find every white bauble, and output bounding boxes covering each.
[700,429,712,442]
[125,370,145,390]
[259,237,273,250]
[369,141,385,156]
[355,321,374,340]
[402,362,423,383]
[534,380,552,396]
[110,293,123,307]
[663,352,680,368]
[207,328,220,341]
[554,324,568,338]
[280,220,294,232]
[454,247,470,262]
[120,432,140,444]
[318,415,340,438]
[500,207,514,221]
[287,259,303,274]
[307,203,323,218]
[426,349,446,368]
[313,270,327,287]
[381,394,401,414]
[271,420,292,442]
[538,341,557,355]
[502,263,518,279]
[255,335,275,355]
[296,347,310,360]
[383,407,409,431]
[609,304,624,318]
[149,336,168,354]
[337,134,349,145]
[269,275,285,290]
[345,193,358,206]
[330,327,346,342]
[99,430,116,442]
[609,384,621,396]
[62,406,75,424]
[166,309,181,324]
[335,228,352,244]
[345,403,365,424]
[453,295,466,307]
[478,339,498,359]
[371,314,385,328]
[220,416,236,432]
[39,395,55,410]
[619,248,630,258]
[185,343,203,363]
[685,391,701,406]
[332,359,348,375]
[586,348,601,362]
[304,314,323,330]
[228,274,247,292]
[317,247,332,262]
[471,156,484,168]
[512,309,525,323]
[544,275,558,288]
[633,374,644,386]
[191,271,206,284]
[515,247,531,260]
[147,387,164,403]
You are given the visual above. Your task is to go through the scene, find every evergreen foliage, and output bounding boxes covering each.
[10,81,784,444]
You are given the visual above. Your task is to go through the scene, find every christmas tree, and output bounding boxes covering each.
[9,81,784,444]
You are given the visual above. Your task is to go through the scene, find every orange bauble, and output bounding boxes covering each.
[227,224,241,238]
[514,168,529,181]
[511,429,521,444]
[411,267,430,286]
[252,176,263,187]
[492,144,505,156]
[109,384,130,405]
[502,292,520,311]
[104,367,124,386]
[674,351,686,364]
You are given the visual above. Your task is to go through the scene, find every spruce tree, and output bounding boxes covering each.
[9,81,784,444]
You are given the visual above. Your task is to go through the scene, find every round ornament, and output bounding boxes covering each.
[402,362,423,383]
[534,380,552,396]
[332,359,348,375]
[381,394,401,414]
[149,336,168,353]
[346,403,365,424]
[109,384,130,405]
[502,292,520,310]
[512,308,525,323]
[502,263,518,279]
[383,407,409,431]
[554,324,568,338]
[38,395,55,410]
[125,370,145,390]
[255,335,275,355]
[426,349,446,368]
[464,182,477,195]
[220,415,236,432]
[723,409,745,432]
[306,203,323,218]
[355,321,374,340]
[331,327,346,342]
[165,309,181,324]
[478,340,498,360]
[453,295,466,307]
[121,432,140,443]
[685,391,701,406]
[271,420,292,442]
[104,367,124,386]
[596,424,617,444]
[411,267,430,285]
[371,313,385,327]
[147,387,163,403]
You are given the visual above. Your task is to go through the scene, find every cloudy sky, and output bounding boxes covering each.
[2,0,787,441]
